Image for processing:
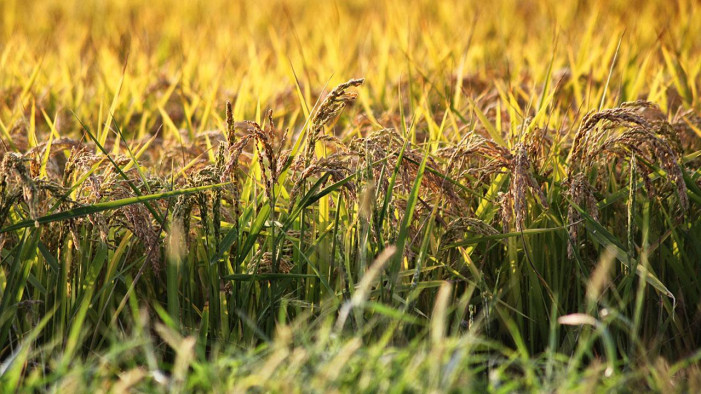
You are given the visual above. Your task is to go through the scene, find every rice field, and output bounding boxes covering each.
[1,0,701,391]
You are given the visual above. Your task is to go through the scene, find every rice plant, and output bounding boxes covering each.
[1,0,700,391]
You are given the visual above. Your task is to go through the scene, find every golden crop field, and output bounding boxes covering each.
[1,0,700,391]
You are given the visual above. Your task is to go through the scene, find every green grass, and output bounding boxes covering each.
[1,0,701,391]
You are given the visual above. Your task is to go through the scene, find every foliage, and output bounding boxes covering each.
[1,0,700,391]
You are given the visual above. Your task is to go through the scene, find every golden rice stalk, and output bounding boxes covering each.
[566,101,689,258]
[117,197,162,272]
[302,78,364,167]
[567,173,599,259]
[1,152,40,220]
[568,107,651,179]
[510,143,549,232]
[226,101,236,149]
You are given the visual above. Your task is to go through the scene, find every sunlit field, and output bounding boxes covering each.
[1,0,700,391]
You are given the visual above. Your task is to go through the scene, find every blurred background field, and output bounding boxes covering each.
[2,0,698,143]
[1,0,700,391]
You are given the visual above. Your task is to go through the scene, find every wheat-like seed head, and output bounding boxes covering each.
[302,79,364,168]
